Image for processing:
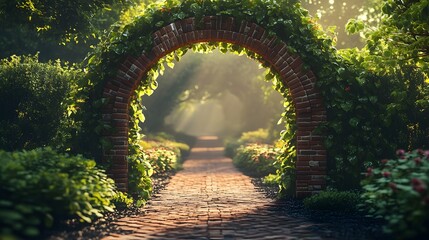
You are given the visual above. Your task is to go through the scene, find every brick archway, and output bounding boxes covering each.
[101,16,327,198]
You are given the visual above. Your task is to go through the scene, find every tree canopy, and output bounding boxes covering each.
[345,0,429,74]
[0,0,135,61]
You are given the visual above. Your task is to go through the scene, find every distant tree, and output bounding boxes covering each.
[141,50,283,137]
[0,0,137,61]
[342,0,429,149]
[300,0,371,48]
[0,0,121,39]
[345,0,429,74]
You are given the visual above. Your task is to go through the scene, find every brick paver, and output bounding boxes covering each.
[102,136,331,240]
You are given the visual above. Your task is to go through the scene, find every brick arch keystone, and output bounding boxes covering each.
[101,16,327,198]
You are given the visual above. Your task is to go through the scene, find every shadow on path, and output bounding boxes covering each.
[89,136,380,240]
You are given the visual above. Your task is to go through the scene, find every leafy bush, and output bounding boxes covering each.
[111,191,134,210]
[140,139,189,161]
[127,149,153,207]
[224,129,272,158]
[145,147,178,175]
[0,54,83,151]
[303,189,360,212]
[0,148,117,239]
[263,173,280,186]
[233,144,280,177]
[128,136,186,206]
[361,149,429,239]
[238,128,270,144]
[224,139,240,158]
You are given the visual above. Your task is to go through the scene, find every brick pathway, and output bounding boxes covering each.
[102,136,332,240]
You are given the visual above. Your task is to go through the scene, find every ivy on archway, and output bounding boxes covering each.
[78,0,403,198]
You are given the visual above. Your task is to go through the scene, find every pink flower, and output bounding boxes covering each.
[345,85,351,92]
[414,185,426,194]
[383,172,391,178]
[381,159,389,164]
[412,178,423,186]
[414,157,422,165]
[396,149,405,158]
[424,150,429,159]
[411,178,427,194]
[417,149,424,156]
[366,167,373,177]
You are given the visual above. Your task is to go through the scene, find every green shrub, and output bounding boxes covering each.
[128,135,187,206]
[0,148,117,239]
[303,189,361,212]
[239,128,270,144]
[141,135,191,161]
[272,123,296,196]
[167,141,190,155]
[0,54,83,151]
[233,144,279,177]
[145,147,178,174]
[361,149,429,239]
[111,192,134,210]
[127,149,153,207]
[263,174,280,186]
[146,132,175,142]
[224,139,240,158]
[224,129,272,158]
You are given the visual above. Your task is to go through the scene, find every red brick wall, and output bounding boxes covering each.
[101,16,327,198]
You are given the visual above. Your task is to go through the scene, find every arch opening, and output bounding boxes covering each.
[101,16,327,198]
[142,49,284,138]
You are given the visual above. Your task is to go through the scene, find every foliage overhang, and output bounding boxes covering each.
[85,0,342,89]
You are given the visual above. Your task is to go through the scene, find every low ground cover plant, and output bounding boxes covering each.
[303,189,361,212]
[144,147,178,174]
[127,149,153,207]
[140,139,189,162]
[139,133,191,174]
[233,144,280,177]
[361,149,429,239]
[0,148,120,239]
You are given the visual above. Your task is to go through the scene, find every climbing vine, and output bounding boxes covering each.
[76,0,427,196]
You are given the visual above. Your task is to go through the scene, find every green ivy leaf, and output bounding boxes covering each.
[349,118,359,127]
[265,72,274,81]
[345,19,365,35]
[340,102,353,112]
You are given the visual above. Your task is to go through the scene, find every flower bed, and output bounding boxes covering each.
[361,149,429,239]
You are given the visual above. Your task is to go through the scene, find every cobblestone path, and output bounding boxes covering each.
[103,136,333,240]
